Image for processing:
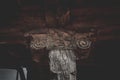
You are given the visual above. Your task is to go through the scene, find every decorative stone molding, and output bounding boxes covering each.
[25,28,92,50]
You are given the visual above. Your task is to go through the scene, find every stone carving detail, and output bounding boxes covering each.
[25,28,92,80]
[29,29,92,50]
[76,38,91,49]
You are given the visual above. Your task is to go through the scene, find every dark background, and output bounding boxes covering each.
[0,0,120,80]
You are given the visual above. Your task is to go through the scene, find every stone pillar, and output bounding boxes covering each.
[49,49,76,80]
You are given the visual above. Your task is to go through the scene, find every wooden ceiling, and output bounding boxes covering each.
[0,0,120,67]
[0,0,120,44]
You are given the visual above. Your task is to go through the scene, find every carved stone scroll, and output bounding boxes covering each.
[25,28,92,80]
